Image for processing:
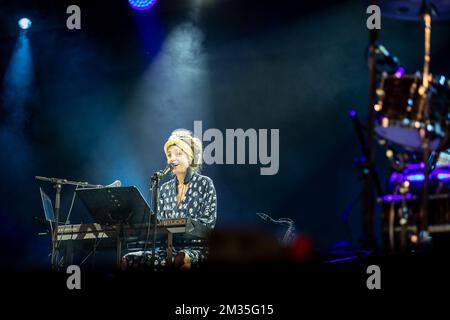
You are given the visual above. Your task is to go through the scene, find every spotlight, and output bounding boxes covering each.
[18,18,32,30]
[128,0,157,11]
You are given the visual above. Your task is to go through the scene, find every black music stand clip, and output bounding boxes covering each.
[76,186,152,267]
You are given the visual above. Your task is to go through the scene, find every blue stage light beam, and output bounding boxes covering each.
[3,33,34,126]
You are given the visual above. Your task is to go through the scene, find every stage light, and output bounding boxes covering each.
[382,193,412,202]
[18,18,32,30]
[394,67,405,78]
[128,0,157,11]
[406,173,425,182]
[385,149,394,159]
[436,172,450,181]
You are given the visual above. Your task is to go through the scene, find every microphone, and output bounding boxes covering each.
[92,180,122,188]
[104,180,121,188]
[157,163,175,178]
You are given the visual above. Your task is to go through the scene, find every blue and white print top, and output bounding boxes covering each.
[157,170,217,229]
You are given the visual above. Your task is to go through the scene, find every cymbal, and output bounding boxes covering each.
[371,0,450,21]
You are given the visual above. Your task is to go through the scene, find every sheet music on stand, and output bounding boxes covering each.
[75,186,152,267]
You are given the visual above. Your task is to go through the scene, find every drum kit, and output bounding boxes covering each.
[366,1,450,253]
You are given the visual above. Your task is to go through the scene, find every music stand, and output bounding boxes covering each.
[76,186,152,267]
[40,188,55,224]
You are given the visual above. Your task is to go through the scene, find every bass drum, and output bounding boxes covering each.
[381,164,450,253]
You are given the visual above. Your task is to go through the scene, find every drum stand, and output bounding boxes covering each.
[399,180,411,252]
[417,4,435,246]
[386,157,411,253]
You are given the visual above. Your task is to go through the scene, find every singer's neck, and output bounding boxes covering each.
[176,173,186,185]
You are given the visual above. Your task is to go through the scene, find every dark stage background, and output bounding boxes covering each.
[1,0,450,271]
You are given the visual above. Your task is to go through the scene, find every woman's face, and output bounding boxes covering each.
[167,145,190,175]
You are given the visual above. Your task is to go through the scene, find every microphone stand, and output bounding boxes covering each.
[345,111,383,250]
[149,173,160,270]
[35,176,100,271]
[348,111,383,196]
[149,166,171,270]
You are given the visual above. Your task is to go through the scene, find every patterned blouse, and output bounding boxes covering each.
[122,170,217,269]
[157,170,217,230]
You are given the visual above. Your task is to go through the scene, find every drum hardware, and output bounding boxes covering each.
[380,162,450,253]
[372,0,450,21]
[359,0,450,253]
[378,1,450,248]
[399,180,412,252]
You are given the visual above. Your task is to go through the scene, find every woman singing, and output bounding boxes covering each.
[122,129,217,270]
